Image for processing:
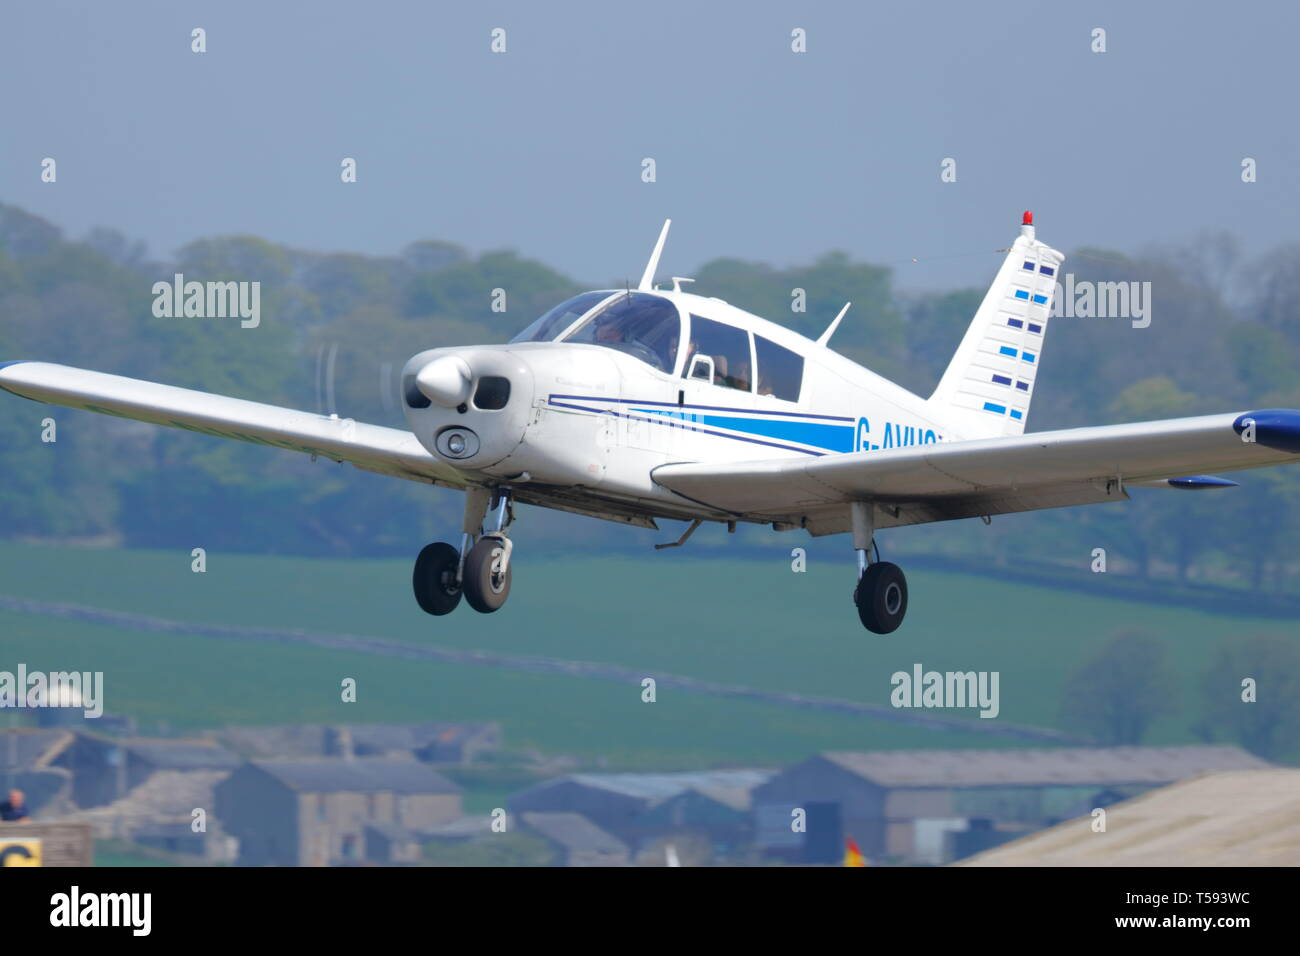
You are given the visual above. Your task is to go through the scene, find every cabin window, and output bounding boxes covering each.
[563,293,682,373]
[510,291,613,343]
[755,336,804,401]
[684,315,752,392]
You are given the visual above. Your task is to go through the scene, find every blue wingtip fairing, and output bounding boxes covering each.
[1234,410,1300,454]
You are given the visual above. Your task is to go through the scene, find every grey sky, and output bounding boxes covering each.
[2,0,1296,290]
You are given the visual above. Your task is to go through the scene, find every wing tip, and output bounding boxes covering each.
[0,360,33,396]
[1234,409,1300,454]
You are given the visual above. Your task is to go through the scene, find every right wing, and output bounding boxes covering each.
[652,409,1300,534]
[0,361,468,487]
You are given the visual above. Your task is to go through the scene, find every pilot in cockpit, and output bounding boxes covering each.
[594,315,626,344]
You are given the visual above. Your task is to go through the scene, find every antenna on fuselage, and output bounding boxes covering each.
[638,219,671,291]
[816,301,852,347]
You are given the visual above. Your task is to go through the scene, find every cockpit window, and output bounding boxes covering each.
[683,315,752,392]
[510,291,613,344]
[755,335,804,402]
[563,292,682,373]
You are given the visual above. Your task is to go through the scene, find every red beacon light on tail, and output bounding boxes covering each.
[1022,210,1033,226]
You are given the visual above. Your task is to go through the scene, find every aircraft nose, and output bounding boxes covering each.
[415,355,473,407]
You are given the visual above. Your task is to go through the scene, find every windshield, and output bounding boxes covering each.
[509,291,614,344]
[562,292,682,372]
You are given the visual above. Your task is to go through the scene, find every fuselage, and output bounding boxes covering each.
[400,288,954,523]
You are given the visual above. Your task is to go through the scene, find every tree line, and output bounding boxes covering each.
[3,203,1300,595]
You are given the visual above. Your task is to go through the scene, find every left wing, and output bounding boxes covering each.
[0,361,467,487]
[651,409,1300,534]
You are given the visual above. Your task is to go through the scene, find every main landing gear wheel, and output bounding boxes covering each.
[463,536,512,613]
[413,542,462,616]
[855,561,908,634]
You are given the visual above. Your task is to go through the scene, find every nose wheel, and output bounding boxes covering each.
[412,487,515,616]
[412,542,462,615]
[463,535,512,613]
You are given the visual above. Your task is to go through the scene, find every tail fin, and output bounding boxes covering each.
[928,212,1064,439]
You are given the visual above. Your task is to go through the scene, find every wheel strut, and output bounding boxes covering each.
[851,500,875,575]
[481,489,515,577]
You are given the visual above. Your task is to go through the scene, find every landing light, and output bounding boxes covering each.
[435,427,479,460]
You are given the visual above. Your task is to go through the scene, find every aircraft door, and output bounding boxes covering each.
[591,357,622,482]
[673,313,758,458]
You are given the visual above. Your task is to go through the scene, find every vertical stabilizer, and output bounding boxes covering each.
[928,211,1064,439]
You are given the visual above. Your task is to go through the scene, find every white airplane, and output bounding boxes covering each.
[3,213,1299,633]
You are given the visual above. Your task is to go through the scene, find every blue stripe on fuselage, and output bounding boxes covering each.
[632,407,856,452]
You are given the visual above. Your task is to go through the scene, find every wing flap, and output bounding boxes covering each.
[800,481,1129,535]
[0,361,467,487]
[652,410,1300,520]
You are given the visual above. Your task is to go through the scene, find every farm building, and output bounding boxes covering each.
[960,768,1300,866]
[215,757,462,866]
[752,745,1271,864]
[509,768,772,854]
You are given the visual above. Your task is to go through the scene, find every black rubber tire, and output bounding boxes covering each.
[413,542,462,616]
[463,536,512,613]
[854,561,908,634]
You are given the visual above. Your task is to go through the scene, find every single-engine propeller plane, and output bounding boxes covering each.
[4,213,1300,633]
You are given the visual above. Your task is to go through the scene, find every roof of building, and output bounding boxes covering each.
[0,729,73,769]
[67,769,233,829]
[249,757,461,795]
[959,769,1300,866]
[560,769,774,803]
[521,812,628,854]
[817,746,1270,789]
[120,739,241,771]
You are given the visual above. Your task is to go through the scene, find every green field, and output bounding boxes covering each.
[0,540,1287,768]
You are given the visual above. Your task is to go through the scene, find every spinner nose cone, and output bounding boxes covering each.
[415,355,473,407]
